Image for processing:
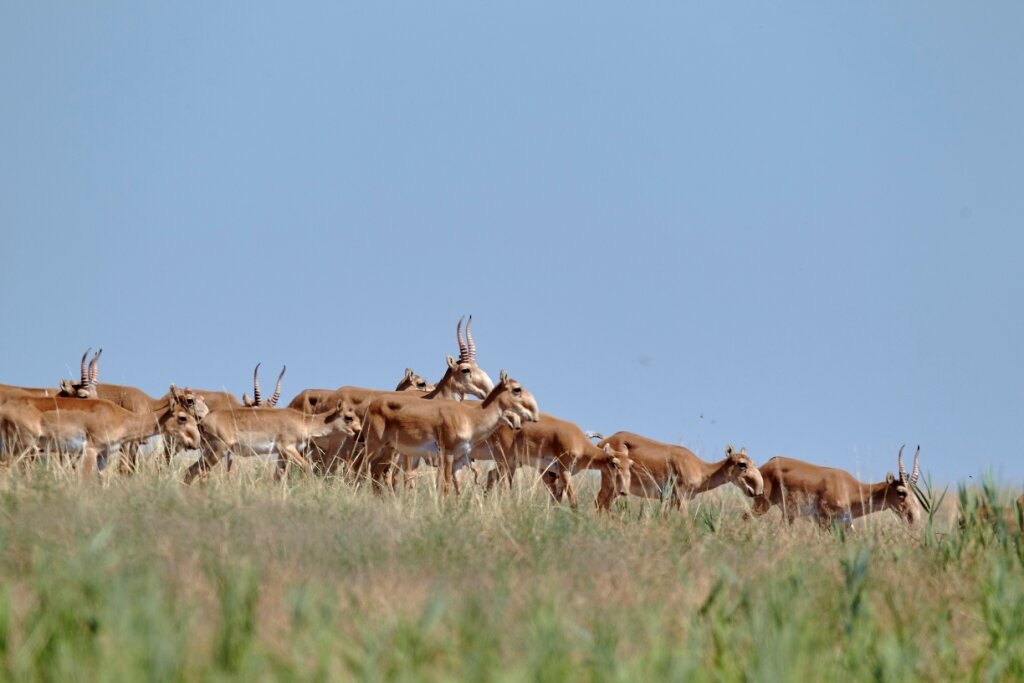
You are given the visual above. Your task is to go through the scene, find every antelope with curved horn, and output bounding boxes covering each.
[592,432,763,508]
[53,350,214,471]
[361,370,540,495]
[243,364,286,407]
[747,446,923,529]
[183,398,363,485]
[296,316,496,476]
[0,348,101,402]
[0,387,203,477]
[476,413,632,510]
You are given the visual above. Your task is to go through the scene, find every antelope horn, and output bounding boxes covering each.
[466,314,477,361]
[88,348,102,384]
[268,366,286,407]
[456,316,470,362]
[80,348,92,385]
[252,363,263,406]
[911,445,920,485]
[897,444,907,482]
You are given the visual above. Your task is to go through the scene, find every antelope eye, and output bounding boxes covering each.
[344,415,353,423]
[177,415,188,424]
[898,490,907,499]
[186,398,195,406]
[738,462,747,470]
[417,382,426,388]
[461,368,471,374]
[511,387,522,396]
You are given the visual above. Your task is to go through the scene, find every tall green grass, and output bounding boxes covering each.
[0,459,1020,682]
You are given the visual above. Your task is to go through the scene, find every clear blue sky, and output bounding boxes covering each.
[1,3,1021,484]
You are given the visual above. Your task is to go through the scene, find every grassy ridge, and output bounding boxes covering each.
[0,461,1021,682]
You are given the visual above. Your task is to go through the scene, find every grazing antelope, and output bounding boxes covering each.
[0,348,101,402]
[477,413,632,509]
[592,432,763,508]
[0,387,202,477]
[747,446,923,529]
[242,364,286,407]
[361,370,540,494]
[57,350,213,470]
[183,399,363,484]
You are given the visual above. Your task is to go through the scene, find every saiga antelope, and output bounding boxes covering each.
[183,399,363,484]
[0,387,202,477]
[361,370,540,495]
[747,446,923,529]
[477,413,632,510]
[593,432,764,507]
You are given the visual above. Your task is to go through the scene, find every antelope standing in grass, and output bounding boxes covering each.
[477,413,631,509]
[747,446,923,529]
[58,350,213,470]
[297,317,496,477]
[361,370,540,495]
[592,432,763,508]
[0,387,203,477]
[183,399,363,484]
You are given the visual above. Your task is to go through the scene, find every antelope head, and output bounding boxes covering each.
[603,444,632,497]
[886,445,922,524]
[163,386,203,450]
[446,315,495,399]
[485,370,539,426]
[58,348,101,399]
[167,384,210,420]
[724,445,764,497]
[395,368,435,393]
[243,364,286,407]
[324,399,362,437]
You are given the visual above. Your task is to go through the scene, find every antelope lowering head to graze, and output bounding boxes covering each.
[748,446,923,530]
[1,348,101,402]
[0,387,202,477]
[475,413,632,510]
[56,348,102,399]
[183,399,363,485]
[242,364,286,407]
[361,370,539,495]
[592,432,763,508]
[52,350,213,471]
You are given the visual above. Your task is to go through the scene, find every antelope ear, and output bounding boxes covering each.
[403,368,414,379]
[886,472,895,484]
[725,444,734,456]
[499,369,509,384]
[446,355,458,370]
[740,447,747,455]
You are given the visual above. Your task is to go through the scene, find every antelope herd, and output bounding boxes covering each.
[0,316,969,531]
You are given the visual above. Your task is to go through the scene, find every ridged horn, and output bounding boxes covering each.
[456,316,470,362]
[911,446,920,485]
[897,444,907,482]
[268,366,286,407]
[252,363,263,406]
[466,315,477,361]
[80,348,92,386]
[88,349,102,384]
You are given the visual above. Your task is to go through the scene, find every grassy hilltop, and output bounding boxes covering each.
[0,460,1021,682]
